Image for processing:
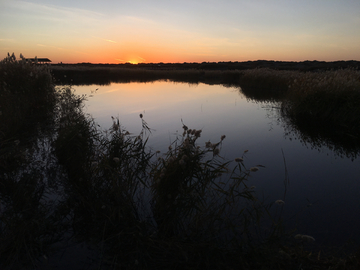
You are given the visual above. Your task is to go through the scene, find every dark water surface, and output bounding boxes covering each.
[69,81,360,249]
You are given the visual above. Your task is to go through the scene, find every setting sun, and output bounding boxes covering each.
[1,0,360,63]
[117,55,145,65]
[2,0,360,266]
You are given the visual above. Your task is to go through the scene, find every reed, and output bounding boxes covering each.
[281,68,360,137]
[51,92,278,268]
[238,68,300,102]
[0,53,56,139]
[51,65,244,86]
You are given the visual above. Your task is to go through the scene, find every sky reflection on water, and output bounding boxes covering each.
[71,81,360,247]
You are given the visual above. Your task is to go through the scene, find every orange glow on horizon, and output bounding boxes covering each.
[9,39,359,64]
[9,35,350,64]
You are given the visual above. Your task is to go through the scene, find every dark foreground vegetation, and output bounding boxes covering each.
[1,53,360,269]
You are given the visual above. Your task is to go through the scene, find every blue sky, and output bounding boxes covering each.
[1,0,360,63]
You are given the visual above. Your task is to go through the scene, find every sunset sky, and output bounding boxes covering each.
[1,0,360,64]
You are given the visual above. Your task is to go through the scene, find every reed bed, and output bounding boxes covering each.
[0,53,59,180]
[0,53,56,139]
[51,65,242,86]
[281,68,360,137]
[238,68,300,102]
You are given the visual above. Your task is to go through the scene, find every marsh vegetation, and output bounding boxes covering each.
[52,63,360,139]
[1,54,360,269]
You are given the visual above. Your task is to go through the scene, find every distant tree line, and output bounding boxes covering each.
[53,60,360,72]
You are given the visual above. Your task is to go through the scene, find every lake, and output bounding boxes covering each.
[68,80,360,249]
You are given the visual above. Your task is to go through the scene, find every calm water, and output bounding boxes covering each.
[71,81,360,248]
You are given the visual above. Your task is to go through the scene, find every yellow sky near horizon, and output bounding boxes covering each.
[1,0,360,64]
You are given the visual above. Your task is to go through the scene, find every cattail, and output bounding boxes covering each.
[295,234,315,242]
[275,200,285,205]
[301,235,315,242]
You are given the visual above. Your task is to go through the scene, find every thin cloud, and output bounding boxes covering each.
[8,1,103,23]
[136,56,146,62]
[37,43,64,50]
[0,38,15,42]
[123,16,156,25]
[92,36,118,43]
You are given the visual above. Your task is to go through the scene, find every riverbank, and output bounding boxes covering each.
[51,64,360,138]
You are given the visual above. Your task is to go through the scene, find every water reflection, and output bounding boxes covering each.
[280,111,360,160]
[71,81,257,149]
[241,86,360,160]
[239,85,360,248]
[3,80,360,268]
[239,85,286,103]
[71,80,360,164]
[61,81,360,250]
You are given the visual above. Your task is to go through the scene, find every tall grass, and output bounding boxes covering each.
[0,53,57,174]
[281,68,360,137]
[47,89,360,268]
[0,53,55,139]
[51,91,281,268]
[0,54,67,269]
[0,170,65,268]
[238,68,300,102]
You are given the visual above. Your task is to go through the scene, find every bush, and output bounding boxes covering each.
[0,53,56,140]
